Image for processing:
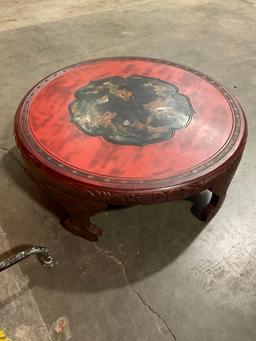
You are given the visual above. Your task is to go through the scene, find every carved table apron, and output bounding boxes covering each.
[14,57,247,241]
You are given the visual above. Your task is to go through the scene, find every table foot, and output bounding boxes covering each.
[199,165,240,222]
[44,185,107,241]
[63,215,102,242]
[200,190,226,222]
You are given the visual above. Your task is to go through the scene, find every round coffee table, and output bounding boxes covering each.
[14,57,247,241]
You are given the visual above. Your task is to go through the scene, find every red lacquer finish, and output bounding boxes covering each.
[15,57,247,241]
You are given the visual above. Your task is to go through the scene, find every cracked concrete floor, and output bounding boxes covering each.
[0,0,256,340]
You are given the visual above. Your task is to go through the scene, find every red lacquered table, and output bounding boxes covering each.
[15,57,247,241]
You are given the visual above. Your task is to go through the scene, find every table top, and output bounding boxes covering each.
[15,57,247,191]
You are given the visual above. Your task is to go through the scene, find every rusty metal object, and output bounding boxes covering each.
[0,246,54,272]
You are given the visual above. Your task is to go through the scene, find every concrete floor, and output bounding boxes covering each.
[0,0,256,340]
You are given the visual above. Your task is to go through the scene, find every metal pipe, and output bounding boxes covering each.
[0,246,54,272]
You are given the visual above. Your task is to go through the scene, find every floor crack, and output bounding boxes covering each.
[94,244,176,340]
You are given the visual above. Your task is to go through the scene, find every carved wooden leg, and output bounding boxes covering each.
[200,179,228,222]
[45,186,107,241]
[199,156,241,222]
[62,202,107,242]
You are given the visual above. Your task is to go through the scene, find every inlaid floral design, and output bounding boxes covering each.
[69,76,194,146]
